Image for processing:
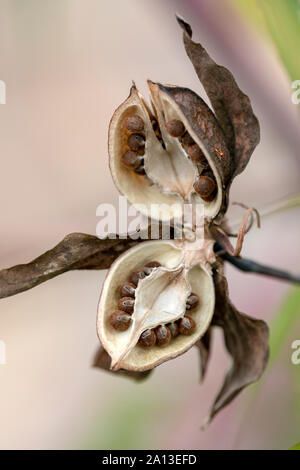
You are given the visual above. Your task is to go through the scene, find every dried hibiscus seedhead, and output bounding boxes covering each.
[96,16,268,424]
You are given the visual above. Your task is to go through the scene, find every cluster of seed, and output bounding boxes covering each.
[109,261,161,332]
[121,115,146,175]
[109,260,200,349]
[165,119,217,202]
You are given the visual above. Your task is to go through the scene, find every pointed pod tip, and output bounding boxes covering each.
[176,14,193,37]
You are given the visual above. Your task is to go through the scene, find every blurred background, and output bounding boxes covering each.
[0,0,299,450]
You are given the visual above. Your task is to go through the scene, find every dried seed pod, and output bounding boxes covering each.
[168,322,179,338]
[109,311,132,331]
[155,325,171,346]
[193,176,216,198]
[121,150,143,169]
[118,297,135,314]
[124,115,144,132]
[186,293,199,310]
[179,315,196,336]
[138,329,156,348]
[98,240,215,371]
[166,119,185,137]
[127,134,145,151]
[187,144,206,163]
[129,269,147,286]
[120,282,136,298]
[143,260,161,275]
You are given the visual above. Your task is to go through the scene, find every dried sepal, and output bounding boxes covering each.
[205,267,269,424]
[177,15,260,179]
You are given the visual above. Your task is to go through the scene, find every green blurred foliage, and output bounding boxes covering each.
[233,0,300,81]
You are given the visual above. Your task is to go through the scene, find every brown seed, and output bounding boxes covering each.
[124,115,144,133]
[187,144,206,163]
[166,119,185,137]
[138,329,156,348]
[179,315,196,336]
[120,282,136,298]
[143,260,161,275]
[155,325,171,346]
[168,322,179,338]
[128,134,145,151]
[118,297,135,314]
[109,310,131,331]
[121,150,142,169]
[193,176,216,197]
[181,131,194,146]
[129,270,147,286]
[186,293,199,310]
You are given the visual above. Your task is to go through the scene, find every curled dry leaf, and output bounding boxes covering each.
[177,15,260,179]
[109,79,231,222]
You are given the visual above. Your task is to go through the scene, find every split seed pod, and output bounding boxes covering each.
[108,79,232,222]
[98,240,216,371]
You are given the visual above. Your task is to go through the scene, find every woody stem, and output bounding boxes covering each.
[214,242,300,284]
